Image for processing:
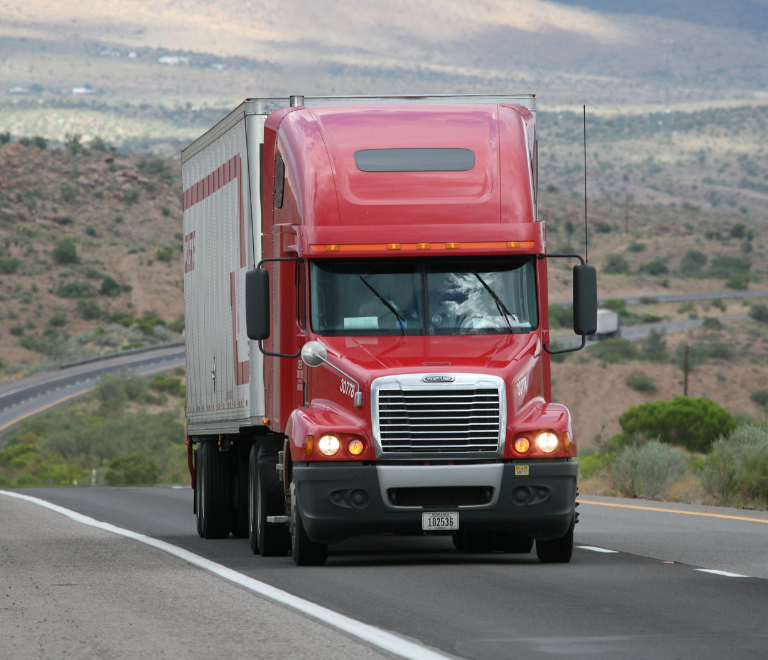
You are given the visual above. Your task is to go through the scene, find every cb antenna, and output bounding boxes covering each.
[583,104,589,264]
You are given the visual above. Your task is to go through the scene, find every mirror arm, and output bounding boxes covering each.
[543,335,586,355]
[537,253,591,355]
[318,356,363,407]
[258,340,301,359]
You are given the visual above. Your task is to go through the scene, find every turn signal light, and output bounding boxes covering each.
[303,435,314,456]
[348,439,364,455]
[514,437,531,453]
[325,244,340,251]
[445,242,460,249]
[535,432,559,454]
[416,243,431,250]
[563,432,572,453]
[387,243,401,250]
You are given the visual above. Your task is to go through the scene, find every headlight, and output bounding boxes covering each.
[317,434,341,456]
[514,437,530,453]
[535,432,559,453]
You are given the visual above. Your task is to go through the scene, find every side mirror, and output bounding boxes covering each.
[573,264,597,336]
[245,268,270,340]
[301,340,327,367]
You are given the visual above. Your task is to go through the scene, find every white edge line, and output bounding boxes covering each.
[577,546,619,554]
[0,490,450,660]
[695,568,749,578]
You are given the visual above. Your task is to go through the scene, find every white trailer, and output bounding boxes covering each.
[591,309,620,340]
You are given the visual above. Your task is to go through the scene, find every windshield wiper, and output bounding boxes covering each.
[473,272,516,333]
[358,276,406,335]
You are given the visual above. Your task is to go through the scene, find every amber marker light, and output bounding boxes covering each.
[535,432,559,454]
[303,435,314,456]
[348,439,364,456]
[318,434,341,456]
[325,244,340,251]
[387,243,401,250]
[445,242,460,249]
[416,242,431,250]
[514,437,531,453]
[563,432,572,453]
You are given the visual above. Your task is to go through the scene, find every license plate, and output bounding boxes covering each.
[422,512,459,531]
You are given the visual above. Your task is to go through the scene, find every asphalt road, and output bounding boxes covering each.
[0,345,185,441]
[18,487,768,660]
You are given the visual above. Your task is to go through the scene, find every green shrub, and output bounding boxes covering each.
[169,315,185,333]
[603,254,631,274]
[701,317,723,330]
[156,247,174,262]
[52,239,80,265]
[674,341,732,368]
[618,396,736,452]
[680,250,707,276]
[749,304,768,324]
[711,298,727,312]
[729,223,747,238]
[639,296,658,304]
[65,133,82,155]
[677,301,695,314]
[105,453,160,486]
[90,136,109,152]
[709,255,750,280]
[31,136,47,150]
[48,314,68,327]
[76,298,102,319]
[637,441,690,499]
[726,273,750,290]
[591,338,638,364]
[100,276,121,297]
[10,326,24,336]
[0,258,21,274]
[626,371,657,393]
[60,182,78,203]
[57,281,96,298]
[151,374,184,397]
[701,425,768,505]
[578,453,612,479]
[124,186,141,205]
[641,314,663,324]
[638,259,669,276]
[109,311,134,327]
[750,389,768,407]
[627,241,646,253]
[54,216,73,225]
[137,157,173,181]
[549,304,573,329]
[601,299,627,312]
[594,221,613,233]
[641,329,668,362]
[611,445,642,497]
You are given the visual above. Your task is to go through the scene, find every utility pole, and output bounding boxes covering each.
[684,343,689,397]
[624,192,629,233]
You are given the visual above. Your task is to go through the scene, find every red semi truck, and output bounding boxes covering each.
[181,94,596,566]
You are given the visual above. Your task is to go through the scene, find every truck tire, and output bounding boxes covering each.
[290,481,328,566]
[535,514,574,563]
[196,440,232,539]
[498,532,534,554]
[231,442,250,539]
[247,446,260,554]
[252,449,291,557]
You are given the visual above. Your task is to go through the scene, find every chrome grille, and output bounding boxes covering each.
[377,387,501,454]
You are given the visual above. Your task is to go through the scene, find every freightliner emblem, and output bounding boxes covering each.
[422,375,455,383]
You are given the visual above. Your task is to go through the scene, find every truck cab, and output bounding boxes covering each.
[182,95,596,566]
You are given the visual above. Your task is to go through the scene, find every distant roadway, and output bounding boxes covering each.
[553,288,768,307]
[6,487,767,660]
[0,344,185,441]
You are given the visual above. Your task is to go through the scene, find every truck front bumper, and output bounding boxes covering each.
[293,460,577,545]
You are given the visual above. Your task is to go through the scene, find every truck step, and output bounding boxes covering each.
[266,515,289,524]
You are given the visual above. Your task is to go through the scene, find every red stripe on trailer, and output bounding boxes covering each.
[184,154,250,385]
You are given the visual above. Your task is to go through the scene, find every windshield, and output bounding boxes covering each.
[310,257,538,336]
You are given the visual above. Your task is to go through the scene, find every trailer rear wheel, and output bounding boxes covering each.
[196,440,232,539]
[290,482,328,566]
[252,449,291,557]
[536,515,574,563]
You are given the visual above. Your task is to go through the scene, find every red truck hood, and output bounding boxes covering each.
[320,333,541,386]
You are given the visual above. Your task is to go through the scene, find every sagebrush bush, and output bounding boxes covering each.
[702,425,768,506]
[626,371,657,393]
[611,441,689,499]
[52,239,80,265]
[591,338,638,364]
